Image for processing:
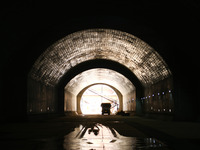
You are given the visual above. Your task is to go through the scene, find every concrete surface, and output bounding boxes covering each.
[0,115,200,149]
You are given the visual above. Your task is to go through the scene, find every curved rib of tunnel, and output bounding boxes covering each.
[27,29,173,116]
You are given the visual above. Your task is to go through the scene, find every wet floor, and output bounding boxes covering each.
[0,116,170,150]
[63,122,169,150]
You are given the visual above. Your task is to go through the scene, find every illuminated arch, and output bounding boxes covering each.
[29,29,172,87]
[76,83,123,114]
[64,68,135,114]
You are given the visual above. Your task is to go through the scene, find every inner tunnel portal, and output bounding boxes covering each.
[80,84,120,115]
[64,68,136,115]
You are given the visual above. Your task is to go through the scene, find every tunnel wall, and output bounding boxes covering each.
[142,77,174,118]
[64,90,76,113]
[27,79,58,114]
[123,90,136,113]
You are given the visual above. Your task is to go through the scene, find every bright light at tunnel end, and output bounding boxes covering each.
[80,84,119,115]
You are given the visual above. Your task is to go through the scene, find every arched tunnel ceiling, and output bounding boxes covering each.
[29,29,172,87]
[65,68,135,95]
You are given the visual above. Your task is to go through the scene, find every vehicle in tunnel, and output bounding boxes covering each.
[101,103,111,115]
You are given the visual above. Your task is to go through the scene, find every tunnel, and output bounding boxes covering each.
[1,2,200,149]
[27,29,173,117]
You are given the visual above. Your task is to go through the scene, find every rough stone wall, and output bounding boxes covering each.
[142,77,174,114]
[123,90,136,112]
[27,79,57,114]
[64,90,76,112]
[29,29,172,87]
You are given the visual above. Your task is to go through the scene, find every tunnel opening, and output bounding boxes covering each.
[27,29,173,119]
[80,84,119,115]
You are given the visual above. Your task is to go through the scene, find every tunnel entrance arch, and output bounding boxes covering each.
[28,29,173,116]
[77,84,122,115]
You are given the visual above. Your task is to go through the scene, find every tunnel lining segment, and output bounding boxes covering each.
[64,68,135,95]
[29,29,172,87]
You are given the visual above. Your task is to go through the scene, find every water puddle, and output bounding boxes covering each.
[63,122,169,150]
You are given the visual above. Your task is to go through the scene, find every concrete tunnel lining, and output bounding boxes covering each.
[29,29,172,87]
[65,68,135,95]
[64,68,135,113]
[27,29,173,114]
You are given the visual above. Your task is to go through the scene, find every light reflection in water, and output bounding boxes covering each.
[63,123,168,150]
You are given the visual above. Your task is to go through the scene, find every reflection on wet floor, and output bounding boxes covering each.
[63,122,169,150]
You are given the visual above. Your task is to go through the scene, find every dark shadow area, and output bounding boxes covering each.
[2,115,200,149]
[0,115,172,150]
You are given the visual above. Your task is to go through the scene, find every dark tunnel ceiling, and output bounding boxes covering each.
[29,29,172,87]
[65,68,135,95]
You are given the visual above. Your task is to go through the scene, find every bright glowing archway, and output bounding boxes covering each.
[80,84,119,115]
[64,68,134,114]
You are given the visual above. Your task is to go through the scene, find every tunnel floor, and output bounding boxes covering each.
[1,115,200,150]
